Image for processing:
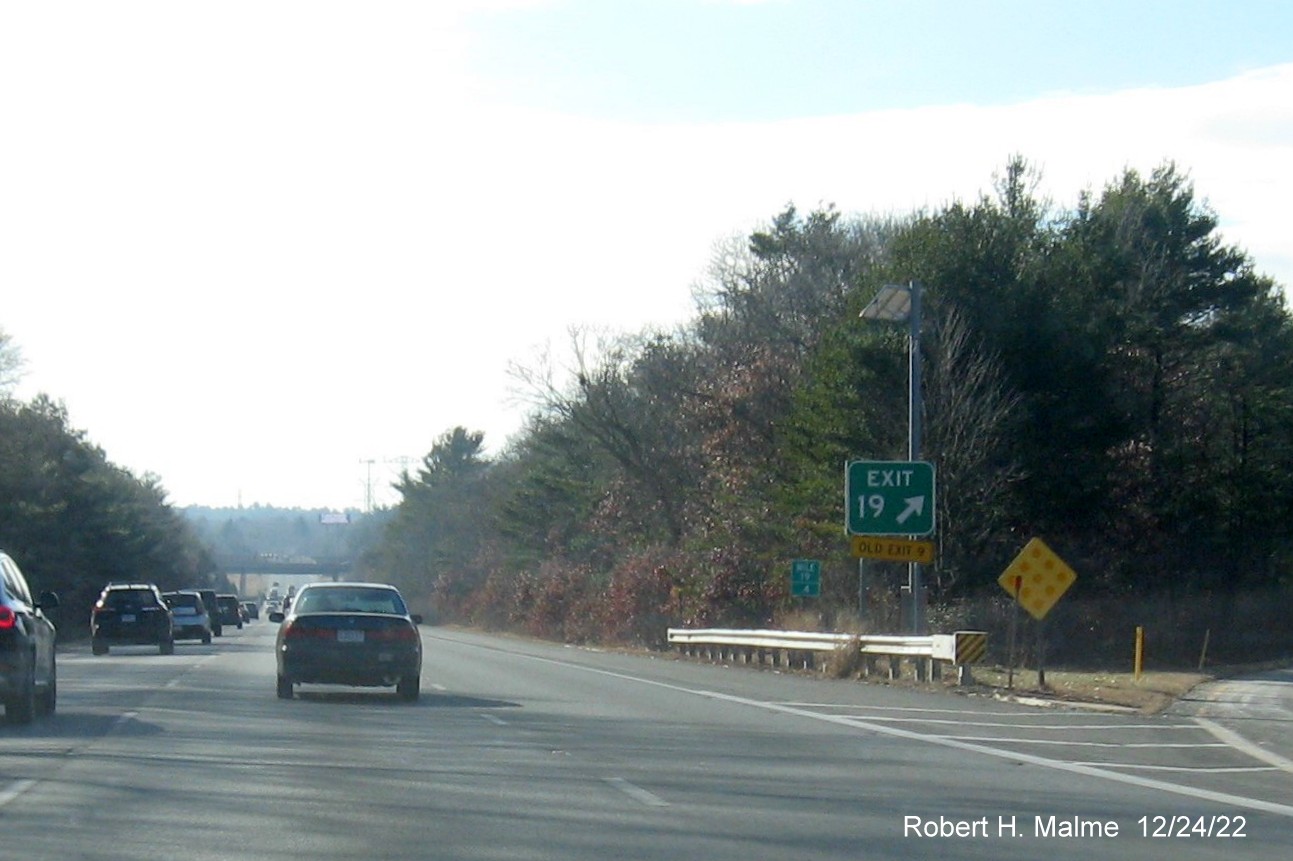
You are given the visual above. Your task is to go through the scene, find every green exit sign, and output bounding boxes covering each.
[845,460,936,537]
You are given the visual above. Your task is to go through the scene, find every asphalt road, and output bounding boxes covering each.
[1168,666,1293,777]
[1,623,1290,860]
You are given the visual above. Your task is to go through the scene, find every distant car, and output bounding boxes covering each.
[91,583,174,655]
[194,589,223,636]
[243,601,259,620]
[0,550,59,724]
[263,598,282,617]
[162,590,214,644]
[217,594,244,630]
[271,582,423,702]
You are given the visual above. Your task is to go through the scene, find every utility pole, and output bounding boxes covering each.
[358,458,375,513]
[358,455,419,511]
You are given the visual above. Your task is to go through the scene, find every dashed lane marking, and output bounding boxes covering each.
[605,777,669,808]
[0,779,36,809]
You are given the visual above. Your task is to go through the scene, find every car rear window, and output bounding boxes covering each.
[295,588,406,616]
[103,589,160,609]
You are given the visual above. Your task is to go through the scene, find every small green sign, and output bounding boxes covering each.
[791,559,821,598]
[845,460,936,536]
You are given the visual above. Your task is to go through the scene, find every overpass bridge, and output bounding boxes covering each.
[216,557,353,578]
[214,557,354,596]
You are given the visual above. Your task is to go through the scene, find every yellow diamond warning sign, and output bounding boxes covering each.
[999,538,1076,620]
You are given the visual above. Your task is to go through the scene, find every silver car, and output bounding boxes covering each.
[162,590,214,644]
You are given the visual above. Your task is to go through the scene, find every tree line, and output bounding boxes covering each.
[4,157,1290,663]
[0,386,220,631]
[362,158,1293,663]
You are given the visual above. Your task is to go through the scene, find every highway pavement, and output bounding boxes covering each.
[1,622,1290,860]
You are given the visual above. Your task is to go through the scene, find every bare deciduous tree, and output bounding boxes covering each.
[923,305,1025,592]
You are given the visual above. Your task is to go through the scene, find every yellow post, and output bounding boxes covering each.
[1134,626,1144,682]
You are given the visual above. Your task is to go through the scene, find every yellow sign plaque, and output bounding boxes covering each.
[999,537,1076,620]
[850,535,935,564]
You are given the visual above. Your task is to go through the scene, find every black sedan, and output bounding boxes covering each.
[269,582,423,702]
[0,550,59,724]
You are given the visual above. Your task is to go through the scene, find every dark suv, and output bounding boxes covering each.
[217,594,244,630]
[195,589,223,637]
[0,551,59,724]
[90,583,174,655]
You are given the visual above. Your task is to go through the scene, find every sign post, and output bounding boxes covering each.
[1007,575,1022,689]
[999,538,1078,690]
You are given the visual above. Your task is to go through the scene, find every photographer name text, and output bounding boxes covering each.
[903,814,1248,839]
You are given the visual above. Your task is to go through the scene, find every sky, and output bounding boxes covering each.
[3,0,1291,512]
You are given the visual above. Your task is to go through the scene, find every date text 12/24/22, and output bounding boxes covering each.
[902,815,1247,839]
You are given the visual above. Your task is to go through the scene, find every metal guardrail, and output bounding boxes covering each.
[666,628,987,684]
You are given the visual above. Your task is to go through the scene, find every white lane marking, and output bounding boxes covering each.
[1194,717,1293,774]
[810,715,1200,730]
[931,735,1225,749]
[479,713,508,726]
[780,702,1137,718]
[0,779,37,809]
[605,777,669,808]
[1067,762,1279,774]
[471,644,1293,819]
[109,710,139,733]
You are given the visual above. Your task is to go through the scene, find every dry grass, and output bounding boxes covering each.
[961,658,1293,713]
[964,666,1208,713]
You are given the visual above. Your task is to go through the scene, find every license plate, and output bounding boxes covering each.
[337,629,364,643]
[121,614,136,623]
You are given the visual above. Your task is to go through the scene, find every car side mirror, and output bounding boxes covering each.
[411,614,423,625]
[268,611,285,623]
[37,590,60,610]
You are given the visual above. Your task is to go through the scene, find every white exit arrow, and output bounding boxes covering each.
[896,496,926,525]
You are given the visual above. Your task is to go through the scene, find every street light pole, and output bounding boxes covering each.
[907,280,925,635]
[858,280,927,635]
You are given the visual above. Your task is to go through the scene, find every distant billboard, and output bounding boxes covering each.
[319,512,350,525]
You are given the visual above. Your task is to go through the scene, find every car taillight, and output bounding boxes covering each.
[0,607,15,629]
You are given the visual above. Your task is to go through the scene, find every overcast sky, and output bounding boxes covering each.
[3,0,1291,511]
